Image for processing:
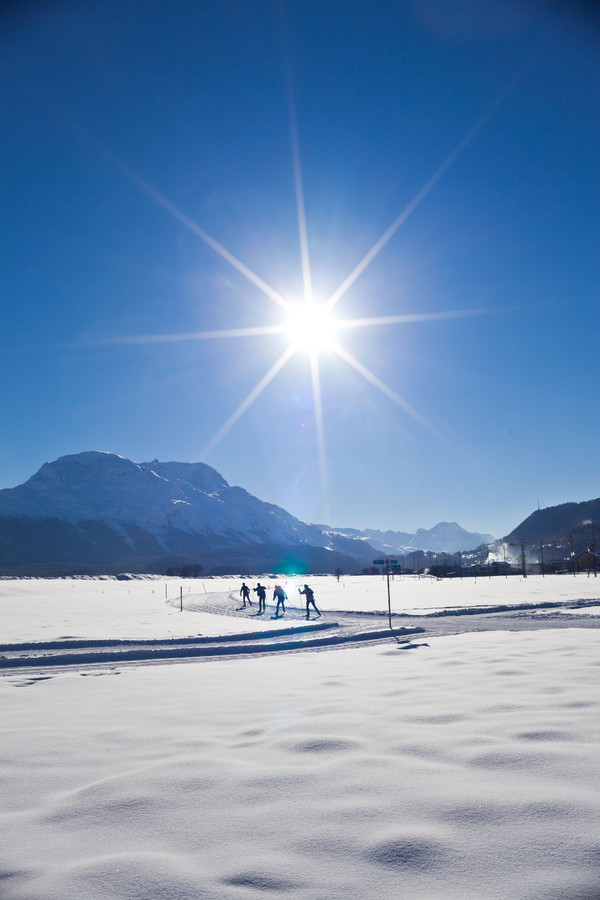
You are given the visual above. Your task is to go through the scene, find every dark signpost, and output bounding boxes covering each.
[373,558,399,637]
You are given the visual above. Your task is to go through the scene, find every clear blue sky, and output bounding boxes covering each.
[1,0,599,538]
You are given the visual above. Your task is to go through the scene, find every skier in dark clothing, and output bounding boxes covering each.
[240,582,252,607]
[273,584,287,617]
[299,584,320,620]
[253,582,266,614]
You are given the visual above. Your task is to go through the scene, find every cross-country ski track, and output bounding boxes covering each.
[2,586,599,674]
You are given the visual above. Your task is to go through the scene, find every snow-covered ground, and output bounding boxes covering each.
[1,574,599,898]
[3,572,600,644]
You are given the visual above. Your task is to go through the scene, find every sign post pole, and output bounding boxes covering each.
[373,558,398,637]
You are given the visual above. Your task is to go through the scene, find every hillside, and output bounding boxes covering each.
[505,498,600,543]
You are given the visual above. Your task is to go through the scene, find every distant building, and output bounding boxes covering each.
[546,551,599,574]
[439,560,518,577]
[574,550,599,572]
[475,560,515,576]
[548,557,571,574]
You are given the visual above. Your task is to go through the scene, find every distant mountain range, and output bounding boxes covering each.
[5,450,596,577]
[321,523,496,556]
[0,451,500,576]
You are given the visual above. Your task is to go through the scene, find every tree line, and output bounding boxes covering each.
[165,564,203,577]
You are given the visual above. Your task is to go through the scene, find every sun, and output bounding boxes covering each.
[101,86,501,496]
[285,301,339,353]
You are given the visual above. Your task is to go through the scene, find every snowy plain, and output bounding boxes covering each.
[1,574,599,899]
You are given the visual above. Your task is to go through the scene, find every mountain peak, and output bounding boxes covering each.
[141,459,229,493]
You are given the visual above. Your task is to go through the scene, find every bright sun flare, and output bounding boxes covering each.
[285,302,338,352]
[105,80,503,501]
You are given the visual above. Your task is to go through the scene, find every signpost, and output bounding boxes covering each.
[374,558,398,638]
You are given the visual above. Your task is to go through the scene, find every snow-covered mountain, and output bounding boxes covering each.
[0,451,376,575]
[322,522,496,555]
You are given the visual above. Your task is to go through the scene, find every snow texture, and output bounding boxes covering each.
[1,574,599,899]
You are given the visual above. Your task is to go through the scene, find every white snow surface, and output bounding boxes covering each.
[1,574,599,898]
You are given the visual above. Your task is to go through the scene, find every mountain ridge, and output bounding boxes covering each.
[0,451,377,575]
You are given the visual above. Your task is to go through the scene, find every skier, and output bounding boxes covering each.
[240,582,252,607]
[253,582,266,614]
[273,584,287,617]
[299,583,320,620]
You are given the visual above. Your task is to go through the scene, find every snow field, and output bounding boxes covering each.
[1,575,599,898]
[1,629,599,899]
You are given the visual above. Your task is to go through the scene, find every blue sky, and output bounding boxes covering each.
[1,0,599,537]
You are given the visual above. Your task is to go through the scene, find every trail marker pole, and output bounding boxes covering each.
[373,558,398,639]
[386,560,392,631]
[180,586,183,612]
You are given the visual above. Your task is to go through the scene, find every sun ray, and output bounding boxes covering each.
[325,64,533,312]
[83,324,288,347]
[308,349,329,515]
[333,344,445,440]
[45,103,291,312]
[288,82,313,305]
[83,306,506,350]
[112,161,291,311]
[281,8,313,306]
[201,344,297,457]
[335,306,506,331]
